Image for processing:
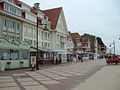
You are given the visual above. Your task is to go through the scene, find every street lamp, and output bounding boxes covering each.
[36,17,48,70]
[34,3,48,70]
[36,17,39,70]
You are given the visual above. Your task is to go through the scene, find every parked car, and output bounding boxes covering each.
[106,59,120,65]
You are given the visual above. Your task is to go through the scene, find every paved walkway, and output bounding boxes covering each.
[72,64,120,90]
[0,59,105,90]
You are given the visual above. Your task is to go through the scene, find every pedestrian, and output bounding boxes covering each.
[81,55,83,63]
[78,55,81,60]
[56,58,58,65]
[59,58,62,64]
[73,55,76,63]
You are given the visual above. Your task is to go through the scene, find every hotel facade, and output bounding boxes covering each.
[0,0,71,70]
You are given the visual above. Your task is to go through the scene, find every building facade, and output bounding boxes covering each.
[97,37,106,58]
[0,0,31,70]
[0,0,70,70]
[69,33,81,52]
[43,7,69,63]
[67,32,74,52]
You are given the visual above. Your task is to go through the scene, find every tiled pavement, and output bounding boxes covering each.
[0,59,105,90]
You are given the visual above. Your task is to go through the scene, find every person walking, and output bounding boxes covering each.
[73,55,77,63]
[56,58,58,65]
[59,57,62,64]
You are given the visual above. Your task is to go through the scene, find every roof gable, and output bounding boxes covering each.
[70,33,81,39]
[70,33,81,45]
[42,7,62,30]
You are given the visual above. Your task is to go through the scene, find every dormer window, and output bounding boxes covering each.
[6,0,13,3]
[4,3,21,16]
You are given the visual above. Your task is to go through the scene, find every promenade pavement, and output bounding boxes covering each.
[72,63,120,90]
[0,59,105,90]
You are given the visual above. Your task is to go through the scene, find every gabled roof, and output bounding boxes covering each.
[70,33,81,45]
[97,37,105,47]
[70,33,81,39]
[42,7,62,30]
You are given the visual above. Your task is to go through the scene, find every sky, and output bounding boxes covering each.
[20,0,120,54]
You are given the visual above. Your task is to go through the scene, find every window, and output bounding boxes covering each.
[0,49,19,60]
[16,23,20,33]
[42,31,43,39]
[42,42,48,48]
[0,49,8,60]
[19,50,29,60]
[5,3,9,11]
[9,50,19,60]
[45,42,47,47]
[6,0,13,3]
[33,30,36,39]
[44,32,47,40]
[4,3,21,16]
[57,35,59,41]
[24,26,33,37]
[48,43,49,48]
[48,33,49,39]
[24,26,27,36]
[34,40,36,46]
[27,27,33,37]
[26,13,36,22]
[3,19,20,33]
[42,42,44,47]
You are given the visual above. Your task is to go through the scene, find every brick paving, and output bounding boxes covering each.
[0,59,105,90]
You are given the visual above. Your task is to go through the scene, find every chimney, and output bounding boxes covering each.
[34,3,40,10]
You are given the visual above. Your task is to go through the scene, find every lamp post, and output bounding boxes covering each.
[36,17,48,70]
[36,17,39,70]
[113,41,115,55]
[34,3,48,70]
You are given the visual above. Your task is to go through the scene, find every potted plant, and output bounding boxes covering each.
[7,61,11,65]
[6,61,11,69]
[20,60,24,68]
[20,61,24,64]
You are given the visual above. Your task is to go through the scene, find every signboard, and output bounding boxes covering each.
[31,56,36,65]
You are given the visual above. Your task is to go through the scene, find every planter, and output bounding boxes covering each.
[7,61,11,65]
[20,61,24,64]
[20,60,24,68]
[6,61,11,69]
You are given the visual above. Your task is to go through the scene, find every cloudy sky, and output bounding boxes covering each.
[20,0,120,54]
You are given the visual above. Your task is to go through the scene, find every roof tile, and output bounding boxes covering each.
[42,7,62,30]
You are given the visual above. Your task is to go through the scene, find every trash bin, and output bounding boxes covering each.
[0,61,5,71]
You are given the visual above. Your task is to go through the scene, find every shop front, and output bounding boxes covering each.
[30,47,55,65]
[51,50,68,63]
[0,37,30,71]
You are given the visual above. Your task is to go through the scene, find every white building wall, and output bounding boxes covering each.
[67,37,74,51]
[21,3,31,11]
[0,15,22,41]
[26,12,37,23]
[0,15,3,30]
[50,31,57,50]
[54,9,69,51]
[94,37,99,59]
[23,23,51,49]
